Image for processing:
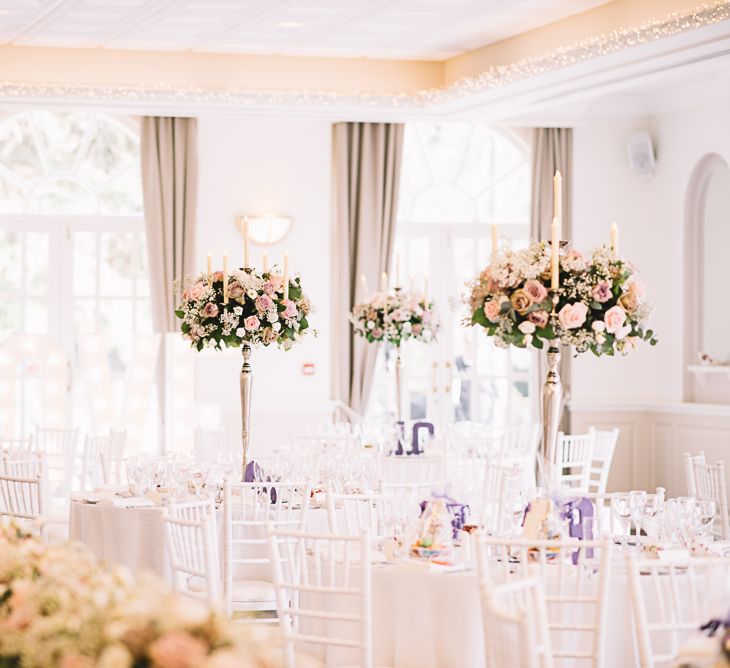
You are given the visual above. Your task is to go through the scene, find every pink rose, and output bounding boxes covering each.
[189,282,205,300]
[269,274,284,292]
[528,310,549,328]
[371,327,383,339]
[284,300,298,319]
[148,631,207,668]
[411,324,423,336]
[262,328,277,344]
[604,305,627,333]
[558,302,588,330]
[255,295,275,313]
[591,281,612,303]
[244,315,260,331]
[523,279,548,304]
[201,302,218,318]
[210,271,224,283]
[263,281,276,296]
[484,300,501,322]
[59,655,93,668]
[227,282,244,299]
[181,287,191,301]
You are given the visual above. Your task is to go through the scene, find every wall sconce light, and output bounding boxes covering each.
[235,214,292,246]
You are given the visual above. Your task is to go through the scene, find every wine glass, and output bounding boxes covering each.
[611,493,631,545]
[629,490,647,546]
[697,500,717,539]
[641,493,660,538]
[190,460,210,498]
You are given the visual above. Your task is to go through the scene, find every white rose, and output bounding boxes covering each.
[402,322,412,334]
[267,311,279,323]
[523,334,533,347]
[595,333,606,344]
[592,321,606,332]
[367,321,375,330]
[518,321,535,334]
[272,322,281,332]
[615,324,631,340]
[247,289,257,299]
[233,306,243,315]
[235,327,245,337]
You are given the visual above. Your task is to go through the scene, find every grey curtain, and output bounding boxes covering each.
[141,116,198,333]
[332,122,405,416]
[530,127,573,431]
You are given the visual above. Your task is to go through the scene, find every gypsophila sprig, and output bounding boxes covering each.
[350,289,439,347]
[465,241,657,356]
[175,266,313,352]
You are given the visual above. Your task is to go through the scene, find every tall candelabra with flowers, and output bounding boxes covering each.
[466,173,656,485]
[176,233,312,479]
[350,269,438,431]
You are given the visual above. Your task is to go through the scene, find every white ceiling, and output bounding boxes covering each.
[0,0,611,60]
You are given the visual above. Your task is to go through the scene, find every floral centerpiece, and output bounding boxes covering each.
[175,267,312,352]
[466,241,657,355]
[349,289,438,346]
[0,523,290,668]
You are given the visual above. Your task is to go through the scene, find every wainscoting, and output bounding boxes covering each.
[570,401,730,496]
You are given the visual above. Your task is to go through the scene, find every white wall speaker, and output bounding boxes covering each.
[626,132,656,178]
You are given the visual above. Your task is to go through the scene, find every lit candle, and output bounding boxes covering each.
[263,251,269,274]
[424,273,430,306]
[410,275,415,291]
[243,216,250,268]
[553,170,562,237]
[491,223,499,263]
[551,218,559,291]
[394,253,401,288]
[223,252,229,304]
[380,271,387,293]
[610,222,619,255]
[206,252,212,286]
[283,251,289,301]
[361,274,368,296]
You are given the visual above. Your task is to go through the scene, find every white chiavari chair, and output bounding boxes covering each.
[326,491,381,537]
[195,426,235,460]
[555,432,595,493]
[588,427,619,495]
[476,534,613,667]
[268,527,373,668]
[690,457,730,539]
[477,572,554,668]
[626,553,730,668]
[81,434,104,490]
[479,461,523,534]
[167,497,216,522]
[163,511,220,605]
[683,451,705,498]
[0,457,48,540]
[99,431,127,486]
[34,427,79,498]
[223,480,311,618]
[0,436,34,458]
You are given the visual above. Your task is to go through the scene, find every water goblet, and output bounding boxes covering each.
[611,493,631,546]
[698,500,717,539]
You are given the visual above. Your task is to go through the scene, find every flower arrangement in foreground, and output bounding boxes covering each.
[466,241,657,355]
[350,289,439,347]
[175,267,312,351]
[0,523,284,668]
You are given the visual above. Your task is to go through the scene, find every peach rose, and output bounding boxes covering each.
[591,281,611,303]
[262,327,277,344]
[528,310,550,328]
[523,279,548,304]
[604,305,627,333]
[510,289,532,315]
[484,300,501,322]
[148,631,207,668]
[628,280,646,301]
[210,271,224,283]
[201,302,218,318]
[189,282,205,300]
[255,295,275,313]
[558,302,588,330]
[227,282,244,299]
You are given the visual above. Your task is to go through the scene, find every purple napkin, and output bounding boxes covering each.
[420,493,470,539]
[243,460,277,503]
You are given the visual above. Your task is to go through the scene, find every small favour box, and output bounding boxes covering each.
[411,498,454,562]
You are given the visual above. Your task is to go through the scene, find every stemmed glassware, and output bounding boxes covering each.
[628,490,647,546]
[611,493,631,545]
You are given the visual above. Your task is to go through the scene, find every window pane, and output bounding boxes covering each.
[0,176,26,213]
[411,184,476,223]
[0,231,22,290]
[74,298,97,333]
[78,117,138,189]
[100,233,134,296]
[98,164,143,215]
[25,232,49,296]
[0,299,21,331]
[0,114,43,183]
[25,299,47,334]
[73,232,98,297]
[136,235,150,298]
[28,177,97,214]
[32,110,90,173]
[99,299,133,371]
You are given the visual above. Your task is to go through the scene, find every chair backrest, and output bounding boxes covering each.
[478,573,554,668]
[691,457,730,539]
[683,451,705,497]
[0,466,47,539]
[587,428,619,494]
[34,427,79,497]
[476,534,613,667]
[626,553,730,668]
[326,492,381,537]
[268,527,373,668]
[167,497,217,522]
[376,455,445,485]
[223,480,311,615]
[0,436,34,458]
[479,461,523,533]
[195,427,234,460]
[82,432,128,489]
[555,432,595,493]
[163,512,220,604]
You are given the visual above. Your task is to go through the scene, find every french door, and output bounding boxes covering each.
[393,223,535,428]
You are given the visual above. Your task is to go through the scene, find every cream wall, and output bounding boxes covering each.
[193,116,334,451]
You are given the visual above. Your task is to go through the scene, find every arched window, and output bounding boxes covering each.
[0,111,149,436]
[369,122,534,427]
